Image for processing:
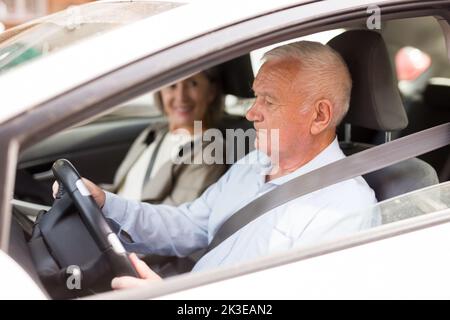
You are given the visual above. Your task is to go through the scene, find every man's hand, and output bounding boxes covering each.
[111,253,162,290]
[52,178,106,208]
[52,181,159,289]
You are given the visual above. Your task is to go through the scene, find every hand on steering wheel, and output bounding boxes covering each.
[111,253,161,290]
[53,178,105,208]
[52,159,139,279]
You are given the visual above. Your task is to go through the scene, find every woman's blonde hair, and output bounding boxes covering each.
[153,67,225,129]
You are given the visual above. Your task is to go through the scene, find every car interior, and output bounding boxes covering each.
[329,29,439,202]
[5,13,450,299]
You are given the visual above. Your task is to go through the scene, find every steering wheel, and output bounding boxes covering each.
[52,159,138,279]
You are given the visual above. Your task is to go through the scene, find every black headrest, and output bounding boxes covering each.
[328,30,408,131]
[424,78,450,111]
[218,55,254,98]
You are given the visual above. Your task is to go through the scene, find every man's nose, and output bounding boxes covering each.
[246,101,263,122]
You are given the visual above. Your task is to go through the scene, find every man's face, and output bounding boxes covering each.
[246,59,314,162]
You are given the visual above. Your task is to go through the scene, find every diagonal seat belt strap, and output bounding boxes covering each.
[205,123,450,254]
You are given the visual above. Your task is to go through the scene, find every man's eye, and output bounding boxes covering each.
[265,98,274,105]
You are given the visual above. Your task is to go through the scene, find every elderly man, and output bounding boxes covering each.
[73,41,378,289]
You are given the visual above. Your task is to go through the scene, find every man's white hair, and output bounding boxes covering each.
[262,41,352,127]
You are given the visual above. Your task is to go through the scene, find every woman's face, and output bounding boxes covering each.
[160,72,216,132]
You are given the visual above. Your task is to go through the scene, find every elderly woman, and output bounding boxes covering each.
[110,68,227,205]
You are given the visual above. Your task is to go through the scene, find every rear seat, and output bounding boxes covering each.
[328,30,439,201]
[216,54,256,164]
[336,68,449,182]
[399,78,450,181]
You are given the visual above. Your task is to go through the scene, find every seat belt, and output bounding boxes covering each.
[143,129,168,185]
[205,123,450,254]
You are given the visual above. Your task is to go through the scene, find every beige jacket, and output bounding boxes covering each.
[111,123,227,206]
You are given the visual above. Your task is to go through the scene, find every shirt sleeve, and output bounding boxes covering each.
[102,177,224,257]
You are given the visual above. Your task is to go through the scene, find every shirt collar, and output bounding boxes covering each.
[260,137,345,186]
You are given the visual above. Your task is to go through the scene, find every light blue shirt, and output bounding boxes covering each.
[103,138,378,272]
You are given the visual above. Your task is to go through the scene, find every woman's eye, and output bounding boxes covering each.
[189,80,198,87]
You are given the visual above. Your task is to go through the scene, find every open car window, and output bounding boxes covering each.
[378,181,450,224]
[342,181,450,230]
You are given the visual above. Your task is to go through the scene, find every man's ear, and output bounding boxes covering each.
[310,99,333,135]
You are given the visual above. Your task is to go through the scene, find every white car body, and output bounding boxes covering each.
[0,250,46,300]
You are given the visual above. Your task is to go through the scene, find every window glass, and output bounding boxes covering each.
[0,1,184,74]
[352,181,450,226]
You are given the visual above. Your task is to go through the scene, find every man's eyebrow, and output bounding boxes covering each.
[258,90,277,100]
[252,87,269,97]
[252,83,278,100]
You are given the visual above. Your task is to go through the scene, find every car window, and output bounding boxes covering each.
[0,1,185,74]
[89,91,243,123]
[250,28,346,75]
[381,16,448,99]
[378,181,450,224]
[395,46,432,97]
[94,90,254,123]
[395,46,431,81]
[97,93,161,121]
